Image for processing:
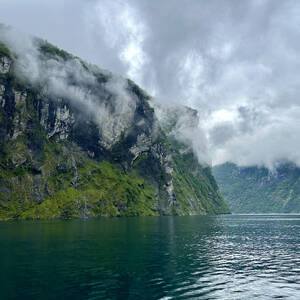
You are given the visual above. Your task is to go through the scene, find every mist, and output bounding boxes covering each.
[0,25,138,149]
[1,0,300,168]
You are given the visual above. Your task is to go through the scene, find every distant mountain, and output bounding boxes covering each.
[0,29,229,220]
[213,162,300,213]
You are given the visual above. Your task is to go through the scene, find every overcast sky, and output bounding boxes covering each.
[1,0,300,168]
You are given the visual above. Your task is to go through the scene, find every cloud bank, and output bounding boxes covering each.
[1,0,300,168]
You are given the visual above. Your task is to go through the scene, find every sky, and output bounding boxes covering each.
[1,0,300,168]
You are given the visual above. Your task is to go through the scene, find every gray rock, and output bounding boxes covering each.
[0,56,11,74]
[0,85,5,107]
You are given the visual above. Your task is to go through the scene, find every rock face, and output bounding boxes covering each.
[0,39,229,220]
[213,162,300,213]
[0,56,11,74]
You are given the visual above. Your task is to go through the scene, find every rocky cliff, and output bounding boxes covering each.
[0,33,229,220]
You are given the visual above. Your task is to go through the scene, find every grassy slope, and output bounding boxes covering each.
[0,140,157,220]
[0,136,229,220]
[172,153,229,215]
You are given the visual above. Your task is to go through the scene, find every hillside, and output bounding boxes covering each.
[0,30,229,220]
[213,162,300,213]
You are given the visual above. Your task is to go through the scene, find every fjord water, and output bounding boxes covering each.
[0,215,299,299]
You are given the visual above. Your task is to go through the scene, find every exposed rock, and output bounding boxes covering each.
[14,91,27,106]
[12,91,27,140]
[130,133,153,161]
[48,105,75,139]
[0,56,11,74]
[0,85,5,107]
[11,152,27,167]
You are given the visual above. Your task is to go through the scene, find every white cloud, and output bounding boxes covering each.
[86,0,148,86]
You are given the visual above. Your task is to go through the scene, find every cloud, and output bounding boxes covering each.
[0,26,137,149]
[211,106,300,170]
[152,100,210,165]
[1,0,300,168]
[87,0,148,84]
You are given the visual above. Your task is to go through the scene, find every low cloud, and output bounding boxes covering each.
[152,100,210,165]
[0,26,137,148]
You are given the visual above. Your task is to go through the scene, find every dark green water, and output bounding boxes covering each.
[0,215,299,299]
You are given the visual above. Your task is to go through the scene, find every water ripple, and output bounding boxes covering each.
[0,214,300,299]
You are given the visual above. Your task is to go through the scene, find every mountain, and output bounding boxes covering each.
[213,162,300,213]
[0,31,229,220]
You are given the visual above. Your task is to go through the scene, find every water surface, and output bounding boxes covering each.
[0,214,299,299]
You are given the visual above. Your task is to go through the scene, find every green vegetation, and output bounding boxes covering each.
[127,79,151,101]
[0,148,157,220]
[0,42,10,57]
[78,161,157,217]
[170,141,229,215]
[38,40,72,61]
[213,162,300,213]
[0,135,229,220]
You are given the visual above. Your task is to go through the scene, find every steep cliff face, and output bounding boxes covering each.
[0,38,229,220]
[213,162,300,213]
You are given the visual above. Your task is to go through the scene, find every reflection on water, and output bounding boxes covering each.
[0,215,299,299]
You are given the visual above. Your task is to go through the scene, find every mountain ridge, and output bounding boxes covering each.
[0,31,229,220]
[213,162,300,213]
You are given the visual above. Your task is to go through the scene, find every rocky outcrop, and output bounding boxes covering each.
[0,38,229,220]
[0,56,11,74]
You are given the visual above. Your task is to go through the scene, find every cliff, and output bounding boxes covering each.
[0,33,229,220]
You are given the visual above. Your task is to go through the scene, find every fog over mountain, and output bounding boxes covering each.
[1,0,300,169]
